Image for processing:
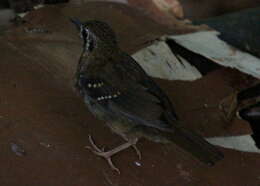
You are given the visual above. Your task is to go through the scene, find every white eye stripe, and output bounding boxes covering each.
[79,26,84,38]
[79,28,82,38]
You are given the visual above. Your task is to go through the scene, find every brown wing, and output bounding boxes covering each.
[78,51,178,131]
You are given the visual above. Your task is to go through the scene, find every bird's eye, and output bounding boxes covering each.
[79,26,89,40]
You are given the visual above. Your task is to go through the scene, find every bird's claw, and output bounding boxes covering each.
[87,135,120,174]
[132,144,141,160]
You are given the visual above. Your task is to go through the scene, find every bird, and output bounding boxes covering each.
[71,18,223,173]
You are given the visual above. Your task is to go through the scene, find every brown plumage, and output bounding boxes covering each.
[71,18,223,173]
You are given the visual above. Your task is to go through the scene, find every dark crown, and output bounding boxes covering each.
[71,18,117,46]
[83,20,117,45]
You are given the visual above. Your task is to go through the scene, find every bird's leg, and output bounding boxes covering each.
[132,144,141,160]
[86,135,138,174]
[122,137,141,160]
[107,122,142,159]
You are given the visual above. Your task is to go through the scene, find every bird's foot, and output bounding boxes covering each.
[132,144,141,160]
[86,135,120,174]
[128,138,141,160]
[86,135,138,174]
[121,136,141,159]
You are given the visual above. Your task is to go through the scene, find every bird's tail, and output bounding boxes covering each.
[142,125,224,165]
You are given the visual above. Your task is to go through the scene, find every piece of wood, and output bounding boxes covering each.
[169,31,260,79]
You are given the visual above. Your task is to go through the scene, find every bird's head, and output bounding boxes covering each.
[70,18,117,53]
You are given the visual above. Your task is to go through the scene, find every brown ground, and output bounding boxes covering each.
[0,2,259,186]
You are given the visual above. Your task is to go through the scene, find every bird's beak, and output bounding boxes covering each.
[70,17,82,31]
